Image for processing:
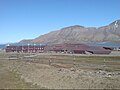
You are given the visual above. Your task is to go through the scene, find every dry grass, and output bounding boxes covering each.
[0,54,42,89]
[0,69,39,89]
[0,52,120,89]
[1,52,120,71]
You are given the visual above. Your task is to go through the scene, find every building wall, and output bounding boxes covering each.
[5,44,112,54]
[44,44,111,54]
[6,45,45,53]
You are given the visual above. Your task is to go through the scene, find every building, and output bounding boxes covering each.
[44,43,111,54]
[5,43,111,54]
[6,44,46,53]
[86,46,111,54]
[88,44,120,51]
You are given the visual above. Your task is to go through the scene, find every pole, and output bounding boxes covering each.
[49,56,51,65]
[73,55,75,65]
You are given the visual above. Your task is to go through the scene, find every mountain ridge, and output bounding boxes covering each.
[19,20,120,45]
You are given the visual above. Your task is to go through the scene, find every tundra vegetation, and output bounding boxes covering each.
[0,51,120,89]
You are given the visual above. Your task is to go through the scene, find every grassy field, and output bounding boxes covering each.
[0,52,42,89]
[1,52,120,71]
[0,51,120,89]
[33,54,120,71]
[0,69,39,89]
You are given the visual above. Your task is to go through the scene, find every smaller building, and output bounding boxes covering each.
[6,44,46,53]
[86,46,111,54]
[44,43,111,54]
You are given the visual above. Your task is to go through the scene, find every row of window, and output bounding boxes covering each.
[6,48,44,50]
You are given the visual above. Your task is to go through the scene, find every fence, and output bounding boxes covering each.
[8,53,120,67]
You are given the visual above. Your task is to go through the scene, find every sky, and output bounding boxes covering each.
[0,0,120,44]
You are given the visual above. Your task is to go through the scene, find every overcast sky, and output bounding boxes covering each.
[0,0,120,43]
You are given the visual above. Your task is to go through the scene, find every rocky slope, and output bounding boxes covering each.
[19,20,120,44]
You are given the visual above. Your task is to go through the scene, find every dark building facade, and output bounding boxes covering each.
[6,43,111,54]
[6,45,45,53]
[44,43,111,54]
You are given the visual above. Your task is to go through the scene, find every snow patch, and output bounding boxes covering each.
[115,21,118,27]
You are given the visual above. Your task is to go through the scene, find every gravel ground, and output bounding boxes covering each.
[6,59,120,89]
[0,51,120,89]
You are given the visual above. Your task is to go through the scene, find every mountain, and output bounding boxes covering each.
[19,20,120,44]
[18,39,33,44]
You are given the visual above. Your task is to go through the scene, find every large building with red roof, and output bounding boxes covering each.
[5,43,111,54]
[44,43,111,54]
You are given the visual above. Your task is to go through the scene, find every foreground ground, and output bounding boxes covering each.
[0,51,120,89]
